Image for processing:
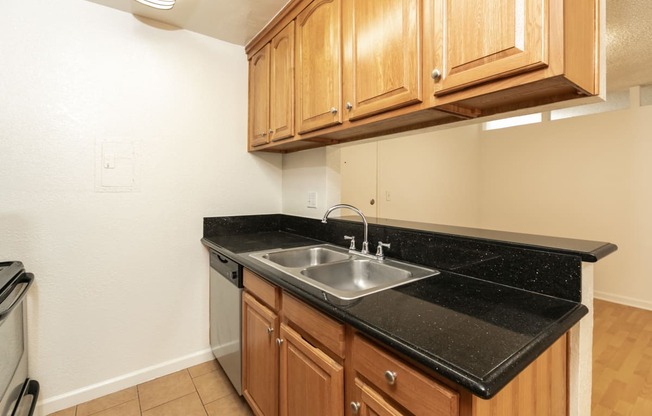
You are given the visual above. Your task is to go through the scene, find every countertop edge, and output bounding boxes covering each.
[326,216,618,263]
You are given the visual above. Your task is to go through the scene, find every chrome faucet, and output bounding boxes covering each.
[321,204,369,254]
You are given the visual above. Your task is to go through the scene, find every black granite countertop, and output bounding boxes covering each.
[201,231,588,399]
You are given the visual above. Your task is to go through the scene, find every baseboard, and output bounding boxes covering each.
[594,290,652,311]
[37,348,215,416]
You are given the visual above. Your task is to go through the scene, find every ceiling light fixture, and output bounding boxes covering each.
[135,0,176,10]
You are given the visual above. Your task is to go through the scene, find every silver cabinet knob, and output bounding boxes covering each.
[276,338,284,347]
[350,401,361,414]
[330,107,338,115]
[259,132,267,137]
[384,370,397,385]
[431,68,442,80]
[269,129,274,134]
[346,102,353,110]
[267,327,274,335]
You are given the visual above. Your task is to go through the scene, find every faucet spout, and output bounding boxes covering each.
[321,204,369,254]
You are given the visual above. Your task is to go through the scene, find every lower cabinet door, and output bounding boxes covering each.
[279,323,344,416]
[243,292,279,416]
[352,378,406,416]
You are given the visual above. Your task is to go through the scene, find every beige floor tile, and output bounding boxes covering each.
[205,393,253,416]
[188,360,221,379]
[142,392,207,416]
[76,387,138,416]
[138,370,196,411]
[192,369,235,405]
[48,407,77,416]
[88,399,140,416]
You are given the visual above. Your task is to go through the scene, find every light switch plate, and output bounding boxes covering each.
[307,191,317,208]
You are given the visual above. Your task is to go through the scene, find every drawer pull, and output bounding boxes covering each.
[267,327,274,335]
[384,370,397,385]
[350,401,361,414]
[276,338,284,347]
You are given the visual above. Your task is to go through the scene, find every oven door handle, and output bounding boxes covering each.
[0,272,34,322]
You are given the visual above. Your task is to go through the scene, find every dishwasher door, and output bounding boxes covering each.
[209,251,243,395]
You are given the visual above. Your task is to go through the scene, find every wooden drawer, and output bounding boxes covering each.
[352,335,459,416]
[243,268,281,311]
[282,292,345,358]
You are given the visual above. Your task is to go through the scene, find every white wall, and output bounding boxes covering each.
[282,147,340,218]
[376,125,482,227]
[0,0,281,413]
[479,96,650,310]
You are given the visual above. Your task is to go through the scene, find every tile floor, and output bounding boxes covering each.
[48,360,252,416]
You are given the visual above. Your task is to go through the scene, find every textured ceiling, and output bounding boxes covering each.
[84,0,289,46]
[85,0,652,92]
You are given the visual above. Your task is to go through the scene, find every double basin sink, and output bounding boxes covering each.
[249,244,439,300]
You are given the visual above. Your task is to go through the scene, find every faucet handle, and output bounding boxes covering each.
[344,235,356,250]
[376,241,391,258]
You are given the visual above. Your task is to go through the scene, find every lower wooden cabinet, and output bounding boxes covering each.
[242,268,569,416]
[280,323,344,416]
[242,292,279,416]
[352,378,406,416]
[243,270,344,416]
[351,334,459,416]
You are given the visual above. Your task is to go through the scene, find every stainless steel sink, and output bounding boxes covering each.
[262,246,350,268]
[249,244,439,300]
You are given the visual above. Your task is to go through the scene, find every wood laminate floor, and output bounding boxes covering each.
[592,299,652,415]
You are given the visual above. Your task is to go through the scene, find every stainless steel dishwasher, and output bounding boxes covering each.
[209,250,243,395]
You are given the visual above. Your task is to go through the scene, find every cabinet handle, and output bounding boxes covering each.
[350,401,361,414]
[259,132,267,137]
[267,327,274,335]
[384,370,397,385]
[346,102,353,110]
[269,129,274,134]
[431,68,442,80]
[330,107,338,115]
[276,338,284,346]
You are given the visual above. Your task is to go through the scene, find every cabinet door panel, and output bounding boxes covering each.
[433,0,548,95]
[296,0,342,134]
[280,323,343,416]
[354,378,406,416]
[270,22,295,142]
[344,0,421,120]
[249,45,271,147]
[243,292,279,416]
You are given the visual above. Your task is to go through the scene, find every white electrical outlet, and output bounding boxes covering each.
[307,192,318,208]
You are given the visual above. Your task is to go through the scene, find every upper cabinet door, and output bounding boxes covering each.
[248,44,271,148]
[296,0,342,134]
[432,0,548,96]
[270,22,295,142]
[343,0,421,121]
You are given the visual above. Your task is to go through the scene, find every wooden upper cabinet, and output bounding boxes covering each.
[248,45,271,148]
[296,0,342,134]
[342,0,422,121]
[430,0,548,96]
[270,22,295,142]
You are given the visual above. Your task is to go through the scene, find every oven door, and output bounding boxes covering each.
[0,272,37,416]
